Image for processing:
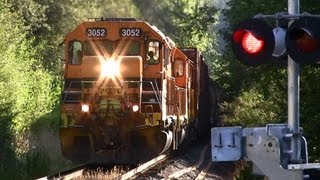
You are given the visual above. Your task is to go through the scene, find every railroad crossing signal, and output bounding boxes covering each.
[232,17,320,65]
[286,17,320,64]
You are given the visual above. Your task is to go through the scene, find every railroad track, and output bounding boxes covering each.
[37,164,107,180]
[161,145,211,180]
[118,154,169,180]
[37,154,169,180]
[133,145,213,179]
[37,145,213,179]
[37,164,88,180]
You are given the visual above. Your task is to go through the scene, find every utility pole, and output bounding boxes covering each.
[287,0,301,163]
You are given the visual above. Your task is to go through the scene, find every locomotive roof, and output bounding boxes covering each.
[65,17,170,44]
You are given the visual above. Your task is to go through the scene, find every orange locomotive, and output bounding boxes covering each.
[60,18,219,164]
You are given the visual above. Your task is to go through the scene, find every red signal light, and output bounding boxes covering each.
[242,32,264,54]
[294,30,317,53]
[231,18,275,66]
[233,30,265,54]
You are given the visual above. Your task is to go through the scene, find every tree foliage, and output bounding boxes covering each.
[133,0,218,52]
[0,0,140,178]
[1,0,61,133]
[0,0,64,177]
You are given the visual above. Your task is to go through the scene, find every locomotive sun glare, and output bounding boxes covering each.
[101,59,120,77]
[285,17,320,64]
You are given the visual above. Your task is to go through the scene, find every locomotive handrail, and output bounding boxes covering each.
[62,81,81,104]
[147,81,161,106]
[122,80,162,109]
[63,80,96,104]
[154,73,163,103]
[63,80,162,109]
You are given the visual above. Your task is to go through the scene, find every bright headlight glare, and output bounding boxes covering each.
[81,104,89,112]
[101,59,120,77]
[132,105,139,112]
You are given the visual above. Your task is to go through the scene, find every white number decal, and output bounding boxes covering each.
[87,28,106,37]
[121,28,141,37]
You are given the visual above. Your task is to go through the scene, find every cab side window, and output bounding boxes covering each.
[146,41,160,65]
[173,59,184,77]
[69,41,82,65]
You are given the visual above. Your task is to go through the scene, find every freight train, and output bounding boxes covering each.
[60,18,221,164]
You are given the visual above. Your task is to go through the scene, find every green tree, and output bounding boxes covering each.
[0,0,65,178]
[0,0,143,178]
[133,0,217,51]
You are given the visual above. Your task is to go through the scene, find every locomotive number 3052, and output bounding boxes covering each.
[87,28,106,37]
[121,28,142,37]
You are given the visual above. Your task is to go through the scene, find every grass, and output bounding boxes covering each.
[81,166,125,179]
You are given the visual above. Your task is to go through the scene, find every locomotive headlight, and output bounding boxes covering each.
[132,104,139,112]
[101,59,120,77]
[81,104,90,113]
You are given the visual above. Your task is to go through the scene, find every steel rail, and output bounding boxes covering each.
[163,145,208,179]
[195,161,212,180]
[36,164,88,180]
[118,154,168,180]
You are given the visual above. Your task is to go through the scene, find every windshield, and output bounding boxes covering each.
[83,40,140,57]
